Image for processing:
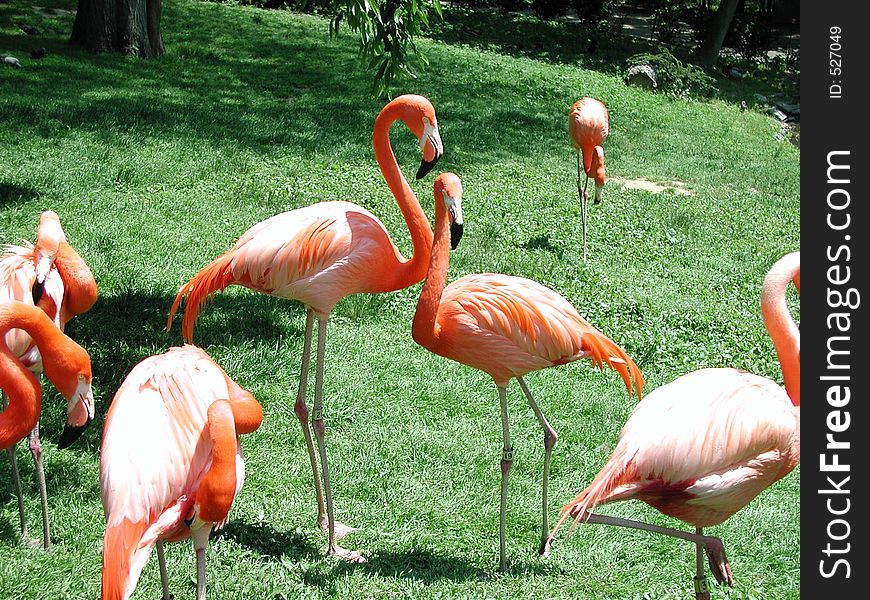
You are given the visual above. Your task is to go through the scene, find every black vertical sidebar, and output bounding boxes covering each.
[801,1,867,596]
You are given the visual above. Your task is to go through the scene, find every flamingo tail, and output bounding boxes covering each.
[166,251,236,342]
[551,446,636,538]
[580,329,645,400]
[101,518,150,600]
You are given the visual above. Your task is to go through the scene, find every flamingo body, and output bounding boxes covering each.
[569,97,609,174]
[170,200,416,336]
[426,272,642,393]
[100,345,262,600]
[573,367,798,528]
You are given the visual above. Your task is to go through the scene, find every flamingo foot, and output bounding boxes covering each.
[703,537,733,586]
[318,516,356,541]
[329,545,368,564]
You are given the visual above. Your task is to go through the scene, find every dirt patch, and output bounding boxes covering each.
[610,177,694,196]
[33,6,74,18]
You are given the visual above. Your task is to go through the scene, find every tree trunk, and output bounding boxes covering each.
[70,0,164,58]
[697,0,739,66]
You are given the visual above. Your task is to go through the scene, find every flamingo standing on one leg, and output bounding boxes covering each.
[0,210,97,547]
[568,97,609,260]
[0,301,95,544]
[548,252,800,599]
[100,345,264,600]
[412,173,643,572]
[167,94,443,562]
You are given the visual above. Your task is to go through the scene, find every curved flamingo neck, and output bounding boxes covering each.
[760,253,800,406]
[372,102,433,290]
[55,242,98,323]
[412,188,450,351]
[0,304,59,448]
[196,400,238,523]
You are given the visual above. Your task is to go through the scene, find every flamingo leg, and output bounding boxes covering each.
[497,385,514,572]
[156,539,173,600]
[293,308,328,530]
[694,527,711,600]
[2,392,28,541]
[565,513,733,587]
[310,318,365,563]
[195,545,206,600]
[516,377,557,557]
[577,151,589,261]
[28,421,50,549]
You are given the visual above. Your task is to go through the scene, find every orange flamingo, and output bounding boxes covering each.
[548,252,800,599]
[100,345,264,600]
[412,173,643,571]
[0,301,95,546]
[1,210,97,547]
[568,97,609,260]
[167,94,443,561]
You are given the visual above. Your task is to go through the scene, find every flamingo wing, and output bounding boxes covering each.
[0,243,64,368]
[436,273,641,395]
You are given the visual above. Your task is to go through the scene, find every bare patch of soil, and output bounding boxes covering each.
[610,177,695,196]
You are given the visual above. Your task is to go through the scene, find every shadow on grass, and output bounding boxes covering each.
[219,520,322,561]
[0,183,40,207]
[29,289,305,456]
[519,234,564,258]
[348,547,482,582]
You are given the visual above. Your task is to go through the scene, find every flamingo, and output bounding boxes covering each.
[568,97,609,260]
[166,94,443,561]
[0,210,97,547]
[412,173,644,572]
[100,345,264,600]
[548,252,800,599]
[0,301,95,545]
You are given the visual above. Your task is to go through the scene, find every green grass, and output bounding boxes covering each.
[1,1,798,599]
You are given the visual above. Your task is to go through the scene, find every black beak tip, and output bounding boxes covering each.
[416,155,440,180]
[450,222,464,250]
[32,281,44,304]
[57,421,90,449]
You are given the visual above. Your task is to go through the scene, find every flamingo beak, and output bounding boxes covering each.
[32,252,54,303]
[448,202,464,249]
[58,380,94,449]
[417,122,443,179]
[593,184,604,204]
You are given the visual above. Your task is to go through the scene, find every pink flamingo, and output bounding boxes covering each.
[100,345,264,600]
[548,252,800,599]
[412,173,643,571]
[568,97,609,260]
[167,94,443,561]
[0,210,97,547]
[0,301,95,546]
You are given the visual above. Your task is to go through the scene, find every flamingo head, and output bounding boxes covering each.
[32,210,66,304]
[41,337,94,449]
[387,94,443,179]
[591,146,606,204]
[435,172,464,249]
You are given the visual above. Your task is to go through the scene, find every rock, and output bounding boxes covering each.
[18,23,39,35]
[2,56,22,68]
[30,48,47,59]
[725,66,745,78]
[753,93,768,104]
[625,63,657,90]
[767,107,788,121]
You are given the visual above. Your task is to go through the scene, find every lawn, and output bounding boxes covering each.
[1,1,799,599]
